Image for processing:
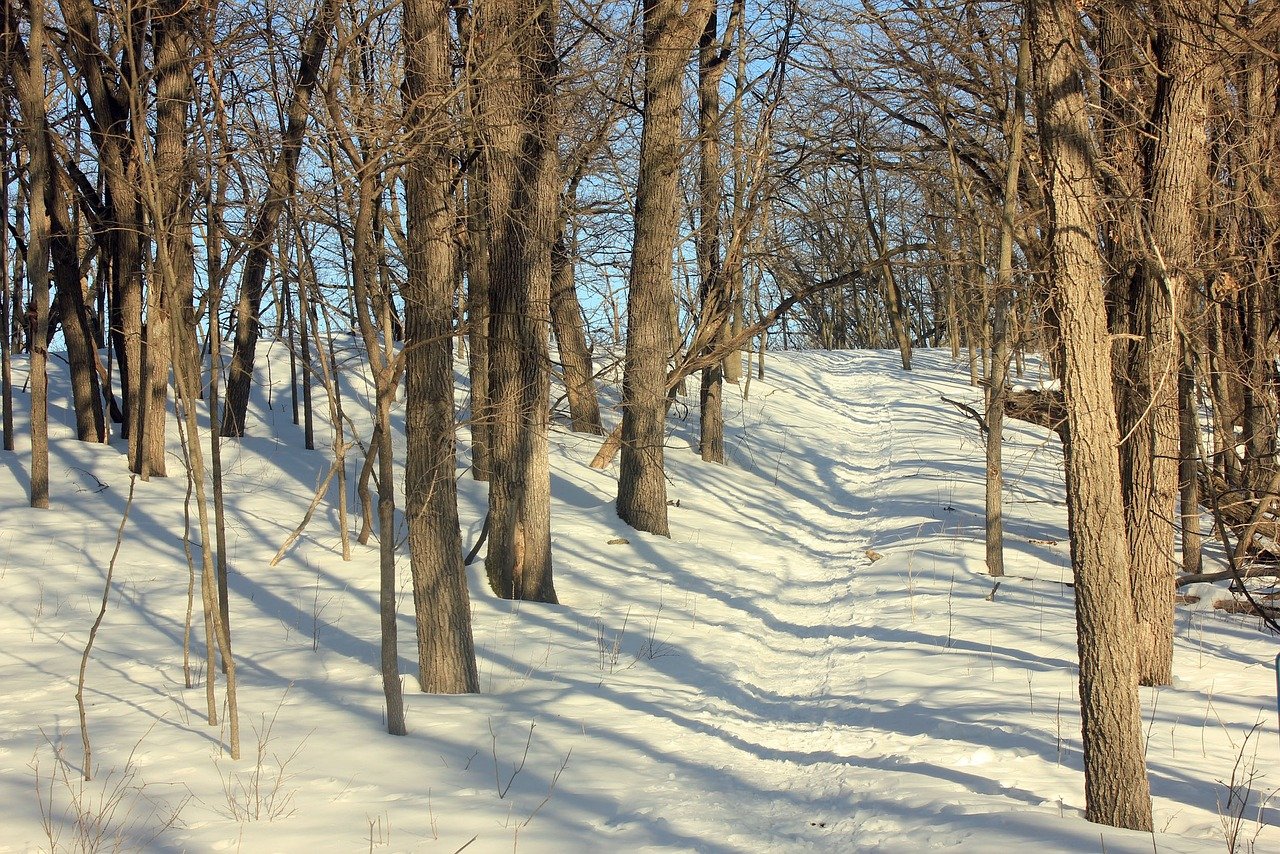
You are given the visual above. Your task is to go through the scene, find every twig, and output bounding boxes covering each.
[77,475,137,780]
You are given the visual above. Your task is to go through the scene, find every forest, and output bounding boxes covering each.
[1,0,1278,849]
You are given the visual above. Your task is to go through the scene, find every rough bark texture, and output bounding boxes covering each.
[477,0,558,602]
[1126,0,1210,688]
[140,0,199,478]
[456,4,493,480]
[402,0,480,693]
[1027,0,1154,831]
[618,0,714,535]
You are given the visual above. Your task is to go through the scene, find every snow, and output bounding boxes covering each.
[1,345,1276,853]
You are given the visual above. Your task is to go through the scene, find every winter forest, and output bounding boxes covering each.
[1,0,1279,850]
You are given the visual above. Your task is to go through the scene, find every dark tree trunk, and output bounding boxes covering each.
[550,224,603,435]
[403,0,480,692]
[456,4,493,481]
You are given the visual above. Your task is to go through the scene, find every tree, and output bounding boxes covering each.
[475,0,559,601]
[1026,0,1153,830]
[401,0,480,693]
[10,0,51,507]
[617,0,715,536]
[1123,0,1212,688]
[985,30,1029,579]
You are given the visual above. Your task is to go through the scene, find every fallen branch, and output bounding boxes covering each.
[1213,598,1280,620]
[270,452,347,566]
[941,395,988,435]
[1175,566,1280,588]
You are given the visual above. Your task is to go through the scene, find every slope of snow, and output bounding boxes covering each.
[0,344,1276,853]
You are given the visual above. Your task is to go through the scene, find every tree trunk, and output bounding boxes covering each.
[456,4,493,481]
[550,225,603,434]
[696,5,733,465]
[16,0,51,507]
[1126,0,1210,688]
[1027,0,1153,831]
[618,0,714,535]
[476,0,559,602]
[1179,341,1202,575]
[403,0,480,691]
[985,32,1028,579]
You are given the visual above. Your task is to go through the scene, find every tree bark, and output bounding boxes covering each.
[1126,0,1211,688]
[402,0,480,692]
[14,0,51,507]
[456,2,493,481]
[618,0,714,535]
[476,0,559,601]
[1027,0,1153,830]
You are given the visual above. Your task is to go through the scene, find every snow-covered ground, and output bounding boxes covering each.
[1,345,1276,853]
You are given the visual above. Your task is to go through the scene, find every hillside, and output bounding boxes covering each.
[1,345,1275,853]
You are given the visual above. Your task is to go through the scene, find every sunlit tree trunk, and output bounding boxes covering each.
[618,0,714,535]
[476,0,558,601]
[1027,0,1153,830]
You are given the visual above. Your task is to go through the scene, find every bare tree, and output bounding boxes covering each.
[1027,0,1152,830]
[617,0,714,536]
[475,0,559,601]
[402,0,480,692]
[220,0,338,436]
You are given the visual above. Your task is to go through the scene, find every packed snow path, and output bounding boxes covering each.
[1,347,1276,852]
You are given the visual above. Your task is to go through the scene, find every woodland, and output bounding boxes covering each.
[1,0,1278,844]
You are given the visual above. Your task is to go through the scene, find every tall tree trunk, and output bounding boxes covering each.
[456,4,493,481]
[696,4,735,465]
[477,0,559,601]
[618,0,714,535]
[15,0,51,507]
[1027,0,1153,831]
[986,32,1028,579]
[1127,0,1211,688]
[402,0,480,692]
